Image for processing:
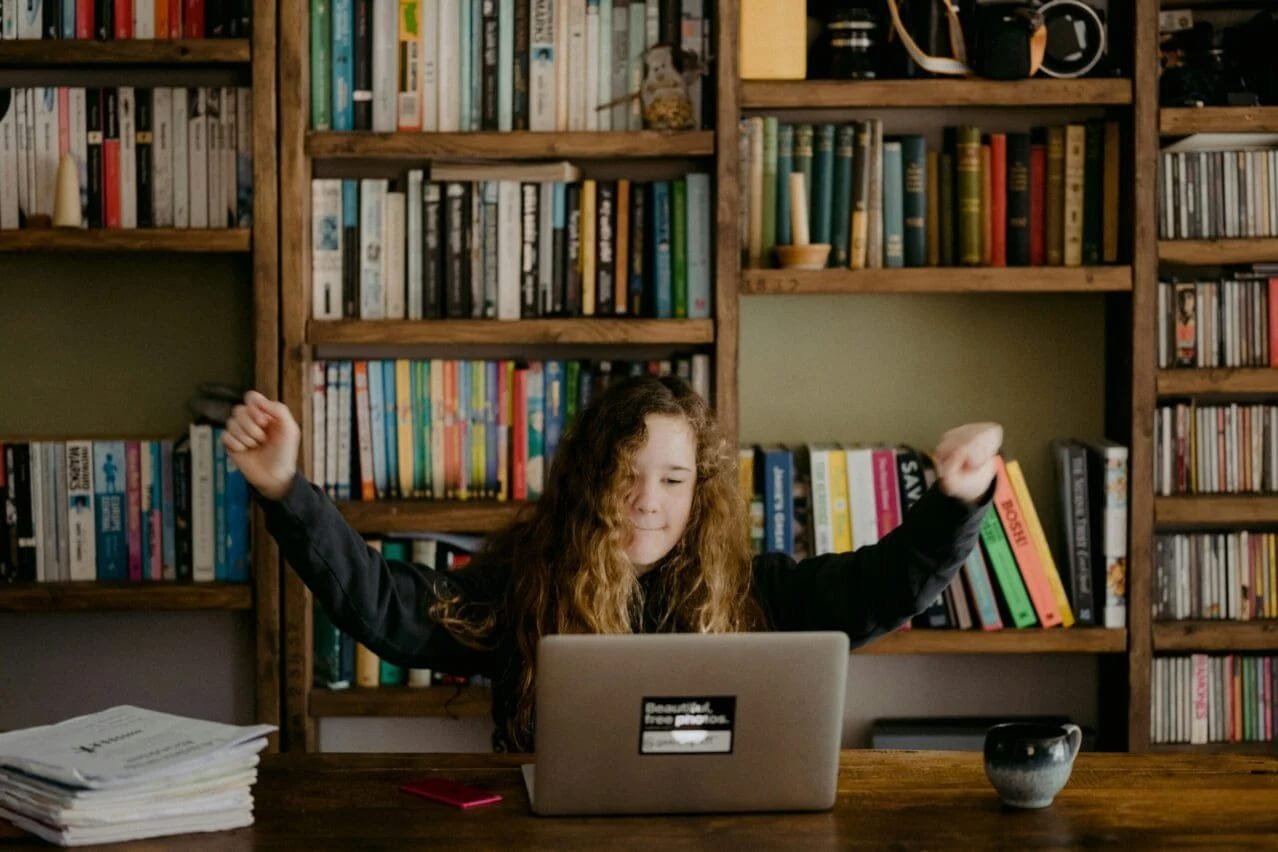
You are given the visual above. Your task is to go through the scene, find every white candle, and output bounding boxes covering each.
[789,172,809,246]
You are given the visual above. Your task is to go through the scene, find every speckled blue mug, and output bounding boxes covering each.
[983,722,1082,809]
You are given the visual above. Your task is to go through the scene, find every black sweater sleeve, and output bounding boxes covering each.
[750,483,991,648]
[259,472,506,677]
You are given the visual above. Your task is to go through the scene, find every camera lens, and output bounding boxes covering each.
[1038,0,1107,79]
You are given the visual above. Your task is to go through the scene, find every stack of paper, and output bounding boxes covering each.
[0,705,275,847]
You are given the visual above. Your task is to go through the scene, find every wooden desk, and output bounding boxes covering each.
[2,750,1275,849]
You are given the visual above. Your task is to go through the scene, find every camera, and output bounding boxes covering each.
[1037,0,1109,78]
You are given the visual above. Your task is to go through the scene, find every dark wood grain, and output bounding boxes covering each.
[740,266,1132,294]
[0,39,250,65]
[1157,368,1278,396]
[308,687,493,718]
[307,131,715,159]
[742,79,1132,108]
[307,318,716,345]
[337,500,530,533]
[1161,107,1278,134]
[2,751,1272,849]
[0,229,250,253]
[1158,239,1278,265]
[859,628,1127,655]
[1155,496,1278,526]
[0,583,252,612]
[1152,620,1278,652]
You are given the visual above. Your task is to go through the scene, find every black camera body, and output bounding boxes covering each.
[961,0,1117,80]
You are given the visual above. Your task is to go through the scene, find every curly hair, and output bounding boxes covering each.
[428,373,762,751]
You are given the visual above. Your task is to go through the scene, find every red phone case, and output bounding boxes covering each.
[400,778,503,810]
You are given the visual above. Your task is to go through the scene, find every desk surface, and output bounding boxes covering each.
[2,750,1276,849]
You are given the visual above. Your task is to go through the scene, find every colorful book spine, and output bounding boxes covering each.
[993,456,1063,628]
[882,140,904,268]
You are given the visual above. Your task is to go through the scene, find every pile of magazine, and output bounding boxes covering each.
[0,706,275,846]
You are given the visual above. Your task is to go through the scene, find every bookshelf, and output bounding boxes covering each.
[1137,0,1278,754]
[740,267,1133,295]
[0,1,280,745]
[741,79,1133,109]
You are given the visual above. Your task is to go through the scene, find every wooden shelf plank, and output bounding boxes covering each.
[741,79,1132,109]
[338,501,529,534]
[0,228,250,253]
[854,628,1127,655]
[0,583,253,612]
[308,318,715,345]
[1153,621,1278,652]
[307,131,715,159]
[1155,496,1278,526]
[1158,240,1278,266]
[0,39,250,65]
[1149,741,1277,755]
[309,687,492,718]
[741,266,1132,295]
[1157,369,1278,396]
[1161,107,1278,134]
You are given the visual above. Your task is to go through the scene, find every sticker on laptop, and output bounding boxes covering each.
[639,696,736,755]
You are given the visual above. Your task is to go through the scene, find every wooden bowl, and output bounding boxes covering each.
[774,243,831,270]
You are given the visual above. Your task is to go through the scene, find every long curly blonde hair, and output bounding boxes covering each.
[429,374,762,751]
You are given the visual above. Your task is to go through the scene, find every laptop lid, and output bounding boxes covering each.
[527,631,849,815]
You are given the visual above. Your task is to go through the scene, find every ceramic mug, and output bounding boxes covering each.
[983,722,1082,809]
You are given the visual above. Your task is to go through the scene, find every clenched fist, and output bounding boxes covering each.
[221,391,301,501]
[933,422,1003,506]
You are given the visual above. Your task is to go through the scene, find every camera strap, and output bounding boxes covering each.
[883,0,972,76]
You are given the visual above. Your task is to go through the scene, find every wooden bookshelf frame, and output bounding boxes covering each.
[1152,621,1278,653]
[307,130,715,159]
[0,39,251,66]
[0,229,251,253]
[1157,369,1278,396]
[741,267,1132,295]
[741,79,1132,109]
[0,583,253,612]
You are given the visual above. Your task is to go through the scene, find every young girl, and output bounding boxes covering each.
[225,375,1000,752]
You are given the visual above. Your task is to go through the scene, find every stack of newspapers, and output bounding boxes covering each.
[0,706,275,846]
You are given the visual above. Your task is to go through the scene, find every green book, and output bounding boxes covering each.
[377,538,411,686]
[761,117,778,267]
[830,125,854,268]
[979,509,1038,628]
[565,359,581,427]
[882,140,904,268]
[956,125,982,266]
[811,124,835,245]
[414,360,430,499]
[939,148,955,267]
[310,0,332,130]
[776,124,793,246]
[672,177,688,318]
[793,124,814,224]
[1082,120,1105,265]
[312,600,349,689]
[900,134,928,267]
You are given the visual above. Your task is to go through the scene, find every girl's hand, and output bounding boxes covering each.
[221,391,300,501]
[933,422,1003,506]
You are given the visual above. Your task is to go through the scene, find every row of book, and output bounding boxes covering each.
[308,0,711,133]
[0,428,251,584]
[739,440,1129,629]
[1155,532,1278,622]
[313,535,491,689]
[739,119,1122,270]
[0,0,251,39]
[1151,654,1276,745]
[311,355,710,502]
[0,86,252,231]
[1158,272,1278,369]
[1158,141,1278,241]
[311,165,711,321]
[1154,402,1278,496]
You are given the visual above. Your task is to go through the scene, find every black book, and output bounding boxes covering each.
[513,0,530,130]
[10,444,35,582]
[0,444,17,582]
[1053,440,1095,626]
[135,89,154,228]
[1005,132,1031,266]
[422,182,443,317]
[207,1,229,38]
[551,185,567,315]
[629,182,645,316]
[230,0,252,37]
[342,183,359,318]
[43,0,60,39]
[353,0,373,130]
[565,183,582,316]
[596,180,615,315]
[481,0,499,131]
[521,182,539,317]
[1082,121,1104,264]
[444,182,470,317]
[172,435,193,582]
[86,89,103,229]
[94,0,113,40]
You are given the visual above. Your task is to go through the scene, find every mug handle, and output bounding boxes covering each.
[1063,724,1082,760]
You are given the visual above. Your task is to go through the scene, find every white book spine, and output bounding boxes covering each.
[0,88,18,229]
[68,88,87,227]
[1,0,16,38]
[66,440,96,581]
[222,87,237,228]
[383,188,406,319]
[311,178,344,320]
[236,87,252,227]
[17,0,39,38]
[337,360,353,500]
[117,87,136,227]
[190,424,215,582]
[33,86,56,218]
[325,361,340,494]
[530,0,556,131]
[810,449,833,556]
[16,89,29,224]
[583,0,599,130]
[205,87,222,229]
[151,88,173,227]
[371,0,398,132]
[596,0,610,131]
[172,87,189,228]
[644,0,657,47]
[359,178,388,318]
[846,448,879,548]
[396,0,422,131]
[566,0,585,130]
[134,0,154,36]
[187,88,207,228]
[498,0,514,132]
[627,2,644,129]
[436,0,460,130]
[496,179,521,320]
[554,0,570,130]
[537,181,553,312]
[311,360,327,485]
[691,352,710,402]
[420,0,438,131]
[406,169,423,319]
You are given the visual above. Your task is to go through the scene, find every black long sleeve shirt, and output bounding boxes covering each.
[261,472,991,752]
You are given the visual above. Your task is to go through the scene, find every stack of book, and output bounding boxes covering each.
[0,706,273,847]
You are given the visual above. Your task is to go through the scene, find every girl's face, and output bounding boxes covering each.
[625,414,697,573]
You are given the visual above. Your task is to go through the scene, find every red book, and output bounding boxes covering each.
[1268,279,1278,367]
[990,133,1007,267]
[57,88,70,156]
[991,456,1062,628]
[114,0,132,38]
[125,441,142,582]
[870,448,901,540]
[184,0,204,37]
[76,0,94,38]
[1029,143,1046,265]
[511,365,528,501]
[169,0,182,37]
[103,90,120,228]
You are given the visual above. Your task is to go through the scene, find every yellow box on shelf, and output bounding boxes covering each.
[740,0,806,81]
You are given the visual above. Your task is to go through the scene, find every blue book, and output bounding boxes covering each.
[367,360,388,499]
[459,0,473,132]
[498,0,515,131]
[830,125,854,267]
[139,441,152,582]
[413,359,428,497]
[811,124,835,245]
[160,439,175,577]
[486,360,500,497]
[543,360,564,469]
[382,360,398,499]
[213,431,228,582]
[760,446,794,556]
[685,173,712,318]
[332,0,355,130]
[224,454,250,583]
[61,0,73,38]
[650,181,673,318]
[776,124,793,246]
[149,441,163,580]
[883,140,905,268]
[526,362,545,500]
[93,441,127,580]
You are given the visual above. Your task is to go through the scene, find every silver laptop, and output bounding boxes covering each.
[521,631,849,815]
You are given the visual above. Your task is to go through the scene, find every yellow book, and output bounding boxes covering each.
[581,180,597,316]
[498,361,514,502]
[1268,534,1275,618]
[472,360,486,499]
[1006,459,1076,627]
[396,359,414,499]
[739,0,806,80]
[1062,124,1086,267]
[826,445,853,553]
[430,358,446,500]
[739,448,755,543]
